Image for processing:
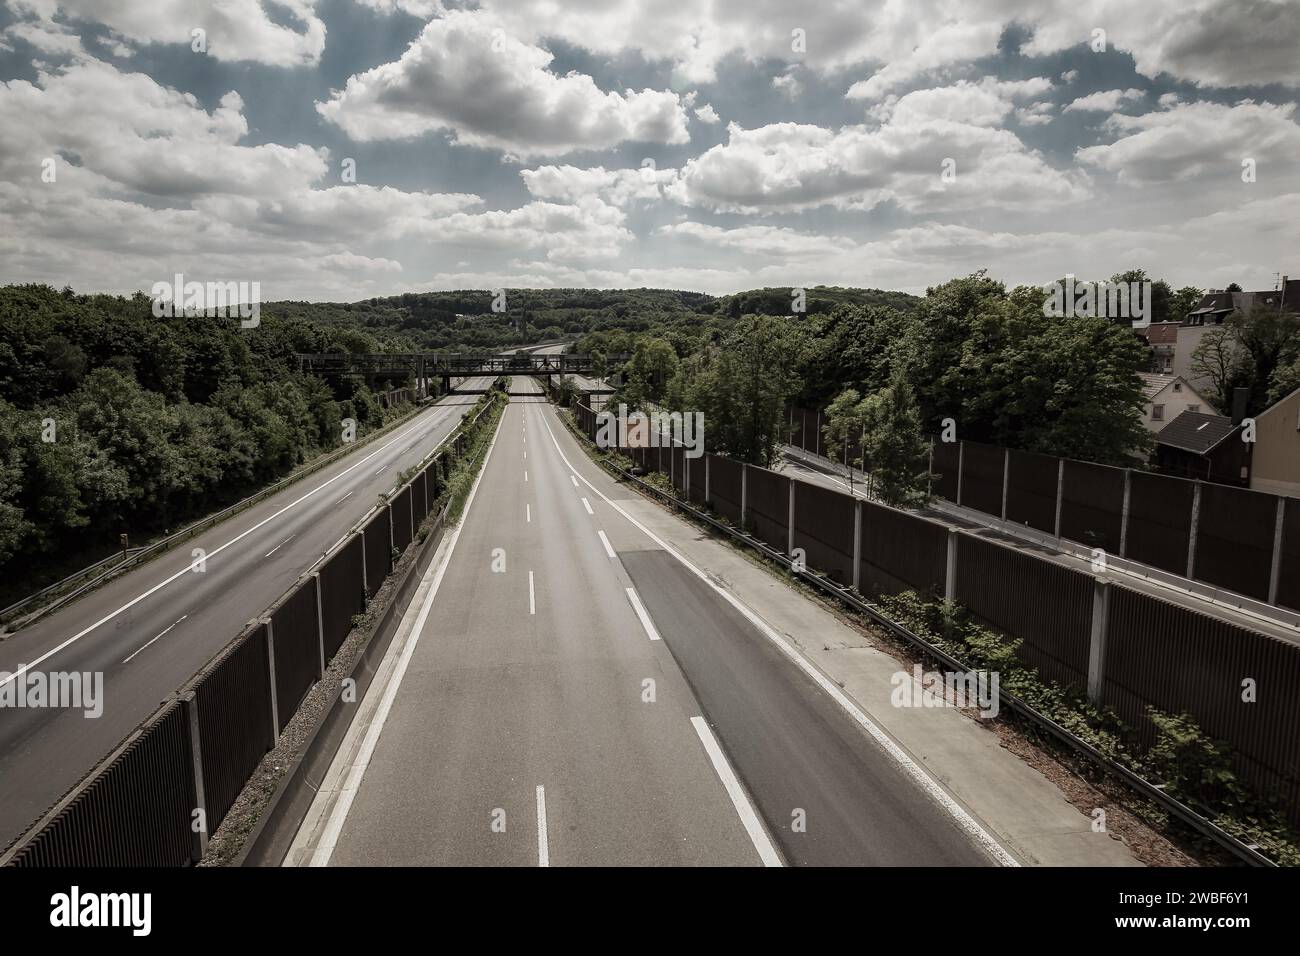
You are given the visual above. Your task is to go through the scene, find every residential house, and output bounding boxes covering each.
[1249,384,1300,498]
[1137,372,1211,433]
[1155,410,1251,487]
[1139,322,1179,373]
[1173,277,1300,397]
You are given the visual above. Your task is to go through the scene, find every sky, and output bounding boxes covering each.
[0,0,1297,301]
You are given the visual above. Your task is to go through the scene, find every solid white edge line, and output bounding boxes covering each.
[308,406,505,866]
[540,412,1020,868]
[536,785,549,867]
[690,716,782,867]
[1,408,451,690]
[529,570,536,615]
[597,530,616,559]
[624,587,661,642]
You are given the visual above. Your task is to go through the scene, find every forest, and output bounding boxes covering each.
[9,270,1287,597]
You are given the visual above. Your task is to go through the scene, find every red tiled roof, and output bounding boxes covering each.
[1141,322,1179,345]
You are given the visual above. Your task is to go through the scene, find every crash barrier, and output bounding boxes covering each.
[576,401,1300,831]
[1,394,502,867]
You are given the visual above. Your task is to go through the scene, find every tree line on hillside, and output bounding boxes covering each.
[0,284,407,596]
[589,272,1157,505]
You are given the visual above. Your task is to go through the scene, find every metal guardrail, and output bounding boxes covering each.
[558,405,1278,867]
[1,398,441,632]
[1,388,508,865]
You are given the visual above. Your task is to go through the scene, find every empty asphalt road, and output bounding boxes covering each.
[0,383,494,849]
[300,398,1006,866]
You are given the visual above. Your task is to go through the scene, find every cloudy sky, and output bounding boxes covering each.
[1,0,1297,301]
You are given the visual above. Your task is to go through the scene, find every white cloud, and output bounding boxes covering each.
[659,221,848,258]
[1064,88,1145,112]
[1076,100,1300,183]
[667,96,1087,215]
[694,103,720,124]
[520,164,676,206]
[6,0,326,66]
[317,10,689,157]
[475,0,1300,94]
[772,66,802,100]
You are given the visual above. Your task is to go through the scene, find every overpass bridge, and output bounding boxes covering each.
[296,352,624,395]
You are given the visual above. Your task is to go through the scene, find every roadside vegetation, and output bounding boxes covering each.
[879,592,1300,866]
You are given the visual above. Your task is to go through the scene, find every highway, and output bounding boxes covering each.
[0,378,496,849]
[297,397,1004,866]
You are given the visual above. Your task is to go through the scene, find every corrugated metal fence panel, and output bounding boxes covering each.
[793,480,856,586]
[1005,449,1058,534]
[194,624,273,832]
[744,466,789,551]
[932,440,959,502]
[1193,483,1276,601]
[10,702,194,866]
[1125,472,1192,574]
[858,502,947,599]
[1059,459,1125,554]
[319,534,364,661]
[708,455,743,524]
[671,445,687,493]
[954,535,1091,689]
[391,485,413,554]
[688,451,707,504]
[1281,499,1300,612]
[1103,586,1300,826]
[959,441,1003,516]
[363,508,392,591]
[412,470,429,526]
[270,580,320,731]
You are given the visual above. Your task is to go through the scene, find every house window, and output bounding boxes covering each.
[1173,382,1182,391]
[1152,404,1165,421]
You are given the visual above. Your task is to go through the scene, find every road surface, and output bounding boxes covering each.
[0,383,493,848]
[301,398,1002,866]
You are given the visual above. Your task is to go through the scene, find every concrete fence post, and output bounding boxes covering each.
[852,499,862,592]
[1269,497,1286,605]
[705,455,711,506]
[788,479,796,557]
[313,572,326,678]
[815,411,822,457]
[945,529,958,602]
[927,439,934,498]
[1186,481,1202,579]
[410,488,416,542]
[181,691,208,862]
[360,529,369,599]
[1119,470,1132,558]
[1054,458,1065,539]
[388,502,395,555]
[1000,448,1010,520]
[264,619,280,743]
[741,464,748,532]
[956,442,965,506]
[1086,579,1110,705]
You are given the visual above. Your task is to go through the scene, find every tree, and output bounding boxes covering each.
[821,388,865,469]
[1189,325,1243,412]
[677,315,805,466]
[1191,306,1300,415]
[1168,286,1204,324]
[859,373,931,507]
